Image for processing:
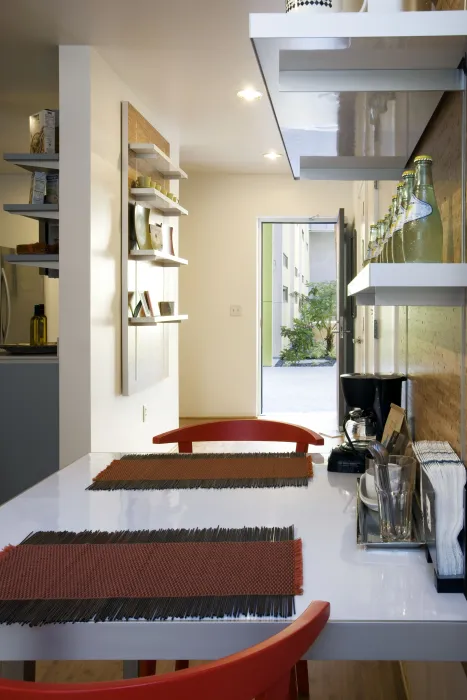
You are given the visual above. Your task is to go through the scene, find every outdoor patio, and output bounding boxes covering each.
[262,364,337,414]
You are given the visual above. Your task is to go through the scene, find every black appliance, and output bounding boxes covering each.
[328,373,406,474]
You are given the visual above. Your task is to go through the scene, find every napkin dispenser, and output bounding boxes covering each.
[421,466,465,594]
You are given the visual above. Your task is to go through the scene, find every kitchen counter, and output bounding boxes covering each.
[0,454,465,663]
[0,351,58,363]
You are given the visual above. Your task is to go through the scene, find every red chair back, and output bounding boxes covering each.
[153,419,324,453]
[0,601,330,699]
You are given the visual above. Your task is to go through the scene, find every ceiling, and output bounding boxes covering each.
[0,0,290,175]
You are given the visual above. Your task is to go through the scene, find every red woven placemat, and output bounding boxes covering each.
[0,527,302,626]
[88,452,313,491]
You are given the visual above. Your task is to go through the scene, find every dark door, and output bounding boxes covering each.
[336,209,355,426]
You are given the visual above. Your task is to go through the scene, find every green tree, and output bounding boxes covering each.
[280,281,337,364]
[302,281,337,355]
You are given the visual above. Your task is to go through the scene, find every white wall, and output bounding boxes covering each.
[0,174,59,341]
[179,175,354,418]
[309,230,336,283]
[60,46,181,466]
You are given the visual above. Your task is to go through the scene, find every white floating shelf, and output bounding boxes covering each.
[129,250,188,267]
[130,188,188,217]
[3,153,59,173]
[129,143,187,180]
[129,315,188,326]
[3,204,59,221]
[3,254,59,270]
[250,10,467,180]
[348,263,467,307]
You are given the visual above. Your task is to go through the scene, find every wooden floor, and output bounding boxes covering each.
[36,660,407,699]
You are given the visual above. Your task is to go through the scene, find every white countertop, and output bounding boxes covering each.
[0,352,58,364]
[0,452,466,662]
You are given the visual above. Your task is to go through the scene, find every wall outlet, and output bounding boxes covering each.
[142,405,148,423]
[230,305,242,317]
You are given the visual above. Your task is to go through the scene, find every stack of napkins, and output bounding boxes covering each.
[413,441,466,577]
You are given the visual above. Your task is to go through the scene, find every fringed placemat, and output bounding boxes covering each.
[88,452,313,491]
[0,526,303,626]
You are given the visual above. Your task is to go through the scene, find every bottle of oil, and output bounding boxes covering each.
[369,224,378,263]
[393,171,415,263]
[402,156,443,262]
[364,224,377,266]
[30,304,47,346]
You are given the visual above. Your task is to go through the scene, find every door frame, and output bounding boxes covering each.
[257,216,339,417]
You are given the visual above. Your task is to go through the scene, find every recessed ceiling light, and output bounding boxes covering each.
[237,88,263,102]
[264,151,283,161]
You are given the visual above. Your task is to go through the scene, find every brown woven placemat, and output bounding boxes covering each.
[88,452,313,491]
[0,526,302,626]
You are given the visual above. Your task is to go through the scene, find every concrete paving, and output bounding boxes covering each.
[262,365,337,414]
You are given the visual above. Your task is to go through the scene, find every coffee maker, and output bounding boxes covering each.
[328,373,406,474]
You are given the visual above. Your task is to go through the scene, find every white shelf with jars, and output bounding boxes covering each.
[349,155,467,307]
[348,264,467,307]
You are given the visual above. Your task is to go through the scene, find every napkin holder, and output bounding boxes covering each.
[421,467,465,593]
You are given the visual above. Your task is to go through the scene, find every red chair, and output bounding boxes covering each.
[0,601,329,699]
[151,418,324,696]
[152,419,324,453]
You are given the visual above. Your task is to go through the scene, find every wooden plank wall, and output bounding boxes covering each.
[127,103,170,192]
[390,0,466,454]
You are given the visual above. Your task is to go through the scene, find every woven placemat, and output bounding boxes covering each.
[88,452,313,491]
[0,526,302,626]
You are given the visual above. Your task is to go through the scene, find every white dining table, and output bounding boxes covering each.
[0,451,466,673]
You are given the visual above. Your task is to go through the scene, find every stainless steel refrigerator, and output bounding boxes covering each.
[0,247,44,344]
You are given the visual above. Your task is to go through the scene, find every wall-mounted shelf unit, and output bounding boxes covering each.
[3,153,59,173]
[348,263,467,307]
[3,204,59,221]
[129,250,188,267]
[130,188,188,217]
[250,10,467,180]
[129,143,187,180]
[3,254,59,270]
[129,315,188,326]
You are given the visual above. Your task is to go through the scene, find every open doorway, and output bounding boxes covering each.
[260,218,340,430]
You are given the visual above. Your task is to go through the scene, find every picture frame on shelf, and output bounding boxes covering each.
[162,225,175,256]
[150,224,163,251]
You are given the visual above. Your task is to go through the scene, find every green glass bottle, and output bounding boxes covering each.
[364,224,378,266]
[402,155,443,263]
[388,190,402,263]
[376,219,385,262]
[30,304,47,347]
[393,170,415,263]
[382,213,391,263]
[386,197,397,264]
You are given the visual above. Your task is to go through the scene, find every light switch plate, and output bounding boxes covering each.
[230,305,242,317]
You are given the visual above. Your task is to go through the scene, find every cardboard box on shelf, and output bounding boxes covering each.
[29,172,47,204]
[29,109,58,154]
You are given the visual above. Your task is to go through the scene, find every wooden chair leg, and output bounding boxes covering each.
[257,672,293,700]
[175,660,190,671]
[296,660,310,697]
[289,666,298,700]
[138,661,157,677]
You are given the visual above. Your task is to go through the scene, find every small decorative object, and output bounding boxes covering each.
[136,175,152,188]
[29,109,57,154]
[161,188,168,197]
[143,291,156,317]
[155,183,162,192]
[150,224,163,251]
[162,225,175,256]
[134,204,151,250]
[159,301,175,316]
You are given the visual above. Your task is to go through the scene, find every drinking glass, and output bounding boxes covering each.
[375,455,416,542]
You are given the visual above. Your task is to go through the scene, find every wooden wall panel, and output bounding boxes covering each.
[379,0,465,454]
[127,103,170,191]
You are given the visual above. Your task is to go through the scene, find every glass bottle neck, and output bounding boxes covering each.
[416,162,433,188]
